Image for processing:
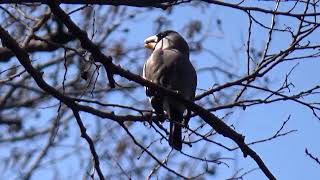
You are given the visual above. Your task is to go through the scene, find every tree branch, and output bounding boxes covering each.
[305,148,320,166]
[72,109,105,180]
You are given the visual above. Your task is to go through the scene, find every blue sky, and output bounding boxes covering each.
[1,2,319,179]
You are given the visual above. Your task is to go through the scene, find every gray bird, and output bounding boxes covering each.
[143,30,197,150]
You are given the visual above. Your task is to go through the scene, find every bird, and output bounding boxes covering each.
[143,30,197,150]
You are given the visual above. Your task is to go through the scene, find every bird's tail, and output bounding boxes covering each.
[168,109,183,151]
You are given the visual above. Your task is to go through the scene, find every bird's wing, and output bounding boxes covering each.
[144,48,196,97]
[144,48,196,112]
[144,49,168,97]
[144,50,173,84]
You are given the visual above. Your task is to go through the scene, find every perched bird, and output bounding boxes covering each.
[143,30,197,150]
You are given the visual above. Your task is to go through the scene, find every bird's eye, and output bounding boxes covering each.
[157,32,166,39]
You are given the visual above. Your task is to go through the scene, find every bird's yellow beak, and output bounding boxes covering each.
[144,35,158,49]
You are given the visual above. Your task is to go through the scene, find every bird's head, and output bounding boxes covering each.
[144,30,189,54]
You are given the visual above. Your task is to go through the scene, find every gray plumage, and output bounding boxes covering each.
[143,30,197,150]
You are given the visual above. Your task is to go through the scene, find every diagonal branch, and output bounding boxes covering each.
[72,109,105,180]
[305,148,320,166]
